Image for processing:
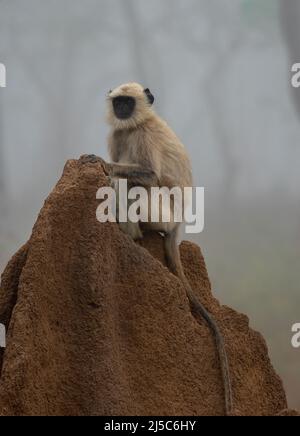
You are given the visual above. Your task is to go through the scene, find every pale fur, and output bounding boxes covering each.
[107,82,192,237]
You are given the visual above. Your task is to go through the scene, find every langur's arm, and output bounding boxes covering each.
[109,162,159,187]
[80,155,158,186]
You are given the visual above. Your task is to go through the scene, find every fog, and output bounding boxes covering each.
[0,0,299,408]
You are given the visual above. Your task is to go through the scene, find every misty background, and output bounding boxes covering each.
[0,0,299,409]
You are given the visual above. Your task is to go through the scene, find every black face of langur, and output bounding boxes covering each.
[113,96,136,120]
[111,88,155,120]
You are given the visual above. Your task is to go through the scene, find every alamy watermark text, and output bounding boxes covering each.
[0,323,6,348]
[96,180,204,234]
[291,63,300,88]
[0,62,6,88]
[291,323,300,349]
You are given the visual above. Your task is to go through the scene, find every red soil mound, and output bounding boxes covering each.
[0,157,296,416]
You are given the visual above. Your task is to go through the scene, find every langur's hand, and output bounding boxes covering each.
[80,154,112,176]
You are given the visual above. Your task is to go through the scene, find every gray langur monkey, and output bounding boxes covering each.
[99,82,233,415]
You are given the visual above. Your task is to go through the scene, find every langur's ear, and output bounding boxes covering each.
[144,88,155,105]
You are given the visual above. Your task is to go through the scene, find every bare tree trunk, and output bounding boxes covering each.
[0,97,5,195]
[202,36,242,200]
[204,82,239,199]
[280,0,300,229]
[0,0,6,198]
[0,83,9,239]
[280,0,300,118]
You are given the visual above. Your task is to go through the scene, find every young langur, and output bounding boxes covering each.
[103,82,233,415]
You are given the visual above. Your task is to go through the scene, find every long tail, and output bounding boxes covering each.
[164,231,233,416]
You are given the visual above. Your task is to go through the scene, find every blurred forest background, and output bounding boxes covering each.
[0,0,299,408]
